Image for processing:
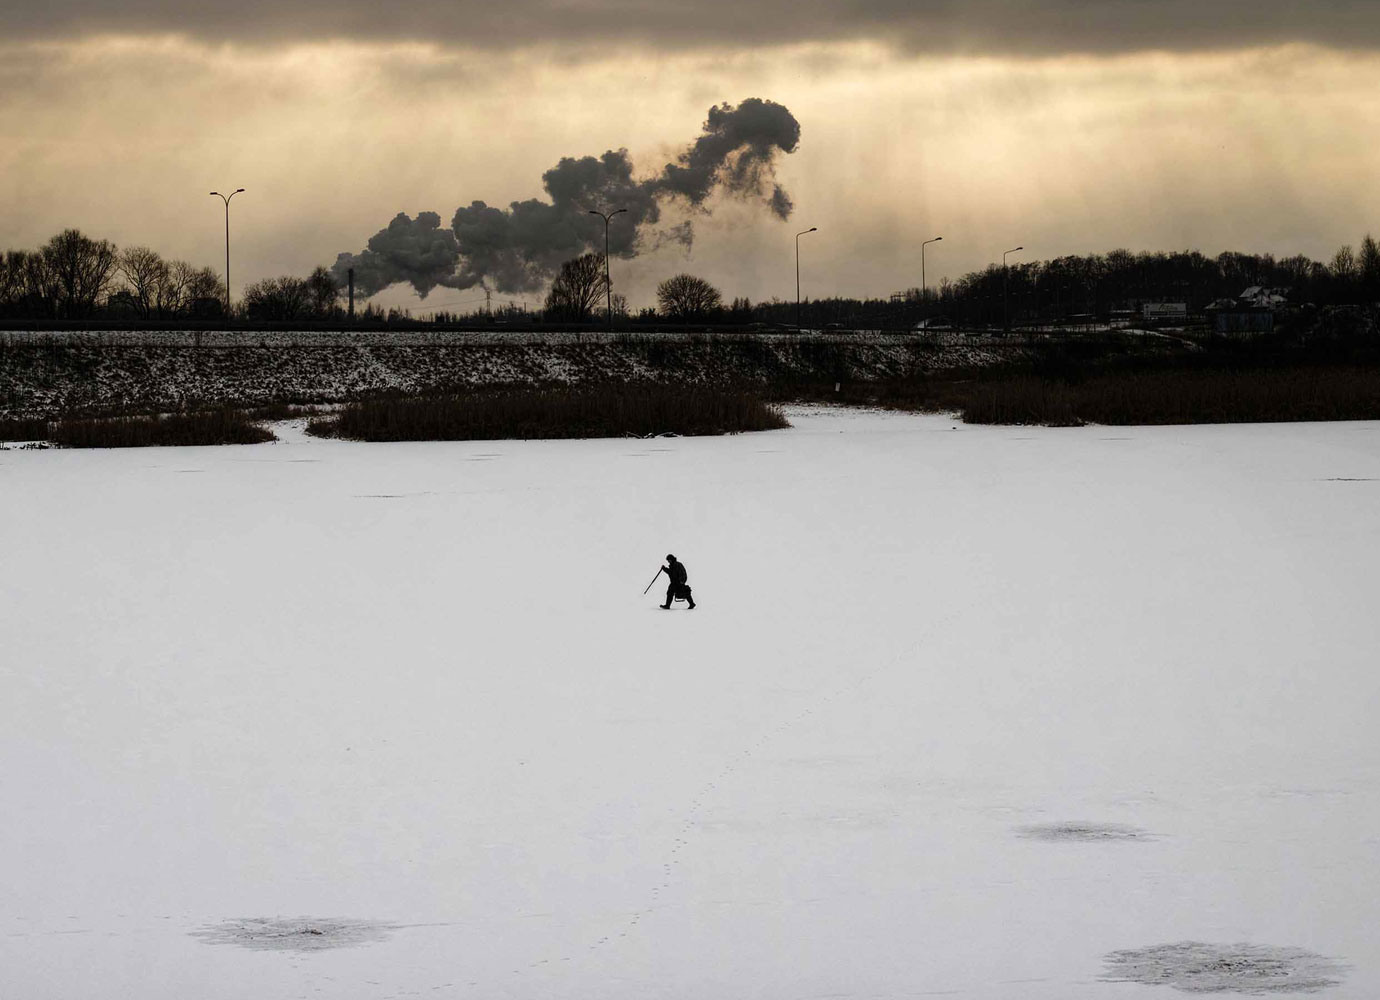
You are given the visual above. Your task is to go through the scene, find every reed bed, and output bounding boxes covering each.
[49,409,276,448]
[957,367,1380,426]
[309,385,790,441]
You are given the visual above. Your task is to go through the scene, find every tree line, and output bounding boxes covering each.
[4,228,1378,327]
[918,239,1380,329]
[0,228,350,322]
[532,240,1380,329]
[1,230,225,320]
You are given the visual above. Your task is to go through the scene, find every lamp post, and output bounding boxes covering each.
[796,227,817,332]
[1002,245,1023,335]
[921,236,942,305]
[209,188,244,315]
[588,208,626,330]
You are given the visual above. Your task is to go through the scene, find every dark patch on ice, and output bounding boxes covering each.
[1102,941,1347,994]
[191,917,398,952]
[1318,477,1375,482]
[1017,821,1151,842]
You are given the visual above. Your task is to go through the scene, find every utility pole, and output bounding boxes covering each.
[347,267,355,321]
[209,188,245,315]
[588,208,627,330]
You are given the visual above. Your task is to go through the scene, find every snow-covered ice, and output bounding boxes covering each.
[2,407,1377,998]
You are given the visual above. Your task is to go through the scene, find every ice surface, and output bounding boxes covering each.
[2,408,1378,998]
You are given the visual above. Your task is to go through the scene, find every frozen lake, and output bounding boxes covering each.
[2,407,1377,998]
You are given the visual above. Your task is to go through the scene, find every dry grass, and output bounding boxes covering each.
[957,367,1380,426]
[780,365,1380,427]
[0,416,51,441]
[50,409,277,448]
[309,385,790,441]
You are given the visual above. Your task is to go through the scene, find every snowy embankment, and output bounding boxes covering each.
[0,332,1014,418]
[1,408,1377,999]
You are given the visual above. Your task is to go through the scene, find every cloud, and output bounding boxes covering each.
[6,0,1380,54]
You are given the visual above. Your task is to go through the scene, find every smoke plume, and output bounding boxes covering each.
[334,98,800,296]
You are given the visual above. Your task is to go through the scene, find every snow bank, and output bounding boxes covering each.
[0,336,1013,418]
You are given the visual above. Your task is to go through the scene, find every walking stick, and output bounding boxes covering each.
[642,566,664,595]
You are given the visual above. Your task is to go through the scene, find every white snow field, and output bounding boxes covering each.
[2,407,1378,999]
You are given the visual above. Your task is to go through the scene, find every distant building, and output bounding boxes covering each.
[1238,286,1291,309]
[1207,303,1274,337]
[1203,286,1291,337]
[1142,302,1188,324]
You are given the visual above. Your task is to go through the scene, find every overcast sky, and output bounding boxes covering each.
[4,2,1380,310]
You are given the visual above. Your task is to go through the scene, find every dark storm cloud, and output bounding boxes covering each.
[6,0,1380,52]
[336,98,800,296]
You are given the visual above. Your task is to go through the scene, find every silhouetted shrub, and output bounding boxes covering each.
[0,417,51,441]
[311,386,790,441]
[50,409,277,448]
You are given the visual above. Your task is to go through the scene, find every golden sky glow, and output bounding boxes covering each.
[3,37,1379,309]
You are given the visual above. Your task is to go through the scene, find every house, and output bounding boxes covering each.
[1203,286,1292,337]
[1238,286,1291,309]
[1207,299,1274,337]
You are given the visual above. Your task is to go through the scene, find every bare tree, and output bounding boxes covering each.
[155,259,195,316]
[182,265,226,317]
[0,248,60,317]
[117,246,169,318]
[306,265,342,317]
[42,229,118,318]
[243,276,311,320]
[22,250,59,316]
[544,253,607,322]
[0,250,29,309]
[657,273,723,321]
[1331,245,1357,280]
[1361,234,1380,302]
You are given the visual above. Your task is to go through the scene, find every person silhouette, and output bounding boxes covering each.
[661,554,695,610]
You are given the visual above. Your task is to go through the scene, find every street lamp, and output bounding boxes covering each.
[209,188,244,315]
[1002,245,1023,335]
[921,236,942,299]
[796,227,817,332]
[588,208,627,330]
[921,236,943,317]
